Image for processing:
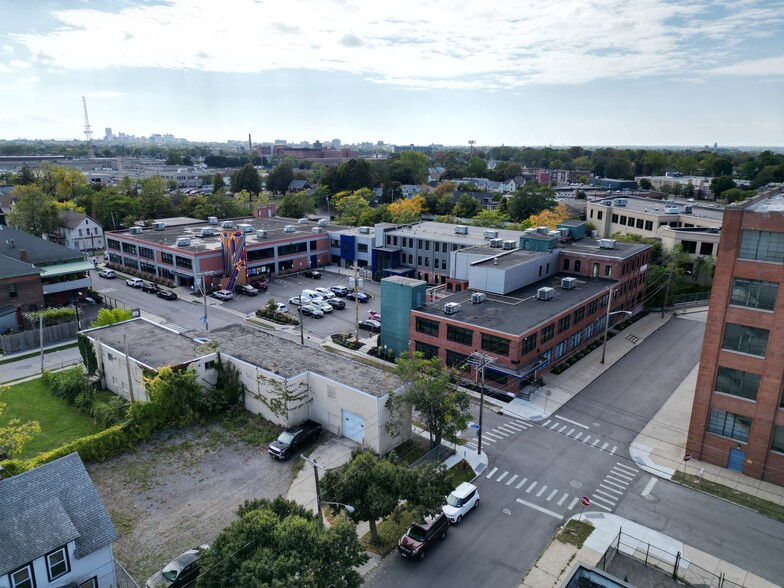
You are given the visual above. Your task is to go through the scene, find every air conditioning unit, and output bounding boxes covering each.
[483,229,498,239]
[129,227,142,235]
[297,217,309,224]
[614,198,628,206]
[524,228,538,235]
[537,287,555,300]
[548,230,559,237]
[664,206,679,214]
[536,226,549,235]
[221,221,233,228]
[153,222,166,231]
[283,225,296,233]
[454,225,469,235]
[598,239,616,249]
[358,226,370,234]
[175,237,191,247]
[561,277,577,290]
[236,223,253,232]
[444,302,461,314]
[207,216,218,224]
[318,218,330,226]
[471,292,486,304]
[683,205,693,214]
[489,238,503,248]
[502,240,517,250]
[311,227,323,233]
[198,228,214,237]
[255,229,267,239]
[557,228,570,238]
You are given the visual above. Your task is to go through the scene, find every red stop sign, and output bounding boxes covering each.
[580,496,590,507]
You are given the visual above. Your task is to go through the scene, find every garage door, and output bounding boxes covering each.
[342,410,365,444]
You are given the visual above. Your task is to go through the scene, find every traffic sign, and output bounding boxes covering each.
[580,496,590,507]
[683,454,692,462]
[468,422,481,429]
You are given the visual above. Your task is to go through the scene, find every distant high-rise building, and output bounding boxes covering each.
[332,138,341,148]
[104,127,113,141]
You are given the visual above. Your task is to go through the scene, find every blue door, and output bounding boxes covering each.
[727,447,745,472]
[310,255,318,269]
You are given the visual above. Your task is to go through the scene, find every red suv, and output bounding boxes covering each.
[397,512,449,560]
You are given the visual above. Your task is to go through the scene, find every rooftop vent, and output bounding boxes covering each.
[454,225,469,235]
[471,292,486,304]
[311,227,324,233]
[536,226,549,235]
[614,198,628,206]
[557,228,570,238]
[444,302,461,315]
[489,238,503,248]
[561,277,577,290]
[483,229,498,239]
[221,221,233,229]
[358,226,370,234]
[198,227,215,237]
[598,238,616,249]
[207,216,218,224]
[502,240,517,250]
[175,237,191,247]
[683,205,693,214]
[318,218,330,226]
[283,225,296,233]
[547,230,559,237]
[297,217,309,224]
[523,228,538,235]
[664,206,679,214]
[129,226,142,235]
[255,229,267,239]
[153,222,166,231]
[236,223,253,232]
[537,287,555,300]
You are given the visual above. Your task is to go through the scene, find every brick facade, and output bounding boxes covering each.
[0,274,44,324]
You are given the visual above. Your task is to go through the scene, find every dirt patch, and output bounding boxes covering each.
[88,417,295,585]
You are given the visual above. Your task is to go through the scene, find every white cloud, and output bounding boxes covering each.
[709,55,784,76]
[9,0,784,90]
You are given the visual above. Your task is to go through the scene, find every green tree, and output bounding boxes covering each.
[92,187,139,229]
[7,185,60,236]
[231,163,262,195]
[452,193,481,218]
[138,176,171,219]
[197,497,367,588]
[0,399,41,456]
[14,164,36,186]
[711,175,736,199]
[472,209,510,228]
[53,167,89,201]
[325,158,378,193]
[90,307,133,328]
[464,156,488,177]
[389,151,428,185]
[505,182,556,222]
[386,352,471,449]
[322,450,450,545]
[212,173,225,193]
[638,178,652,190]
[267,163,294,194]
[334,191,374,225]
[709,157,733,177]
[277,191,315,218]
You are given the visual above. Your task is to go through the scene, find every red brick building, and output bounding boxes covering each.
[687,187,784,485]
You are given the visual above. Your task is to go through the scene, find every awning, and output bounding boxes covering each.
[39,259,95,277]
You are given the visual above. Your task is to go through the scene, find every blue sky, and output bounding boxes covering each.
[1,0,782,147]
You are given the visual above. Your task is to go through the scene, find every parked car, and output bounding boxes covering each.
[314,287,335,299]
[288,296,302,306]
[303,269,321,279]
[250,280,269,291]
[346,291,370,303]
[157,290,178,301]
[329,286,349,297]
[358,319,381,332]
[236,284,259,296]
[98,269,116,279]
[368,310,381,322]
[398,513,449,560]
[212,289,234,301]
[267,420,323,460]
[301,304,324,318]
[326,298,346,310]
[311,299,333,314]
[442,482,479,523]
[300,289,324,303]
[276,302,289,313]
[146,544,210,588]
[126,278,144,288]
[141,281,161,293]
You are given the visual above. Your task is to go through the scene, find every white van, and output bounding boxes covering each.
[300,289,324,302]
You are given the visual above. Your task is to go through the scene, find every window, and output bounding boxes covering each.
[46,546,70,581]
[722,323,769,357]
[563,258,570,270]
[247,247,274,261]
[434,242,439,252]
[730,278,778,311]
[738,230,784,263]
[699,242,713,256]
[557,315,570,333]
[79,578,98,588]
[645,220,653,231]
[123,258,138,270]
[78,228,83,236]
[122,242,137,255]
[554,340,568,359]
[358,243,368,253]
[636,218,644,229]
[627,216,635,226]
[592,263,599,277]
[161,252,173,264]
[620,215,627,225]
[481,334,510,356]
[707,408,751,443]
[574,260,581,272]
[415,317,440,336]
[174,256,193,270]
[393,236,398,246]
[418,256,422,265]
[205,360,215,370]
[522,332,537,354]
[447,325,474,346]
[415,341,439,359]
[107,238,120,250]
[10,564,34,588]
[588,299,598,315]
[584,323,595,339]
[574,307,585,323]
[446,349,469,368]
[715,366,760,401]
[597,210,603,220]
[570,331,582,349]
[681,240,697,254]
[772,426,784,454]
[604,265,612,277]
[139,246,155,259]
[310,240,319,251]
[278,242,307,256]
[424,257,429,266]
[611,214,618,223]
[9,283,17,298]
[485,369,508,386]
[540,324,554,343]
[434,259,440,269]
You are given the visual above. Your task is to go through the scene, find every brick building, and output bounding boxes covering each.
[686,187,784,485]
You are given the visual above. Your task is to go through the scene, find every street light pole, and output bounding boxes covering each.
[302,454,326,524]
[600,288,633,364]
[469,351,495,456]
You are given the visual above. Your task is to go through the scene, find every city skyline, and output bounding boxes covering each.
[1,0,782,147]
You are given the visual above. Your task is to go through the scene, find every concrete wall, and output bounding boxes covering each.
[466,249,560,295]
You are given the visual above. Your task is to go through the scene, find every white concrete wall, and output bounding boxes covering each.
[94,339,150,402]
[237,357,310,428]
[0,542,115,588]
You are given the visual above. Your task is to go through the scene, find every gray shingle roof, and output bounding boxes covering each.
[59,210,89,230]
[0,225,86,265]
[0,254,41,279]
[0,453,118,575]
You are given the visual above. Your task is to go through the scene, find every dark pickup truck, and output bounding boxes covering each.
[267,420,322,460]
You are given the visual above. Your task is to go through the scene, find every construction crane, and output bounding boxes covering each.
[82,96,95,159]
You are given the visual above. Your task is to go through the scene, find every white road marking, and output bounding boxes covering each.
[594,489,619,503]
[506,474,519,486]
[546,489,559,501]
[516,477,528,489]
[555,415,589,429]
[601,442,610,451]
[542,420,552,427]
[591,439,601,447]
[606,474,631,486]
[514,419,531,427]
[526,481,538,493]
[465,442,477,450]
[567,497,579,510]
[516,498,564,520]
[567,428,575,436]
[498,424,523,433]
[536,485,548,497]
[557,493,569,506]
[610,446,617,455]
[599,484,623,495]
[610,469,635,481]
[591,494,616,506]
[614,463,639,474]
[483,432,503,441]
[549,421,560,430]
[480,435,497,443]
[486,467,498,479]
[492,429,511,437]
[641,478,657,498]
[558,425,568,433]
[574,432,584,440]
[592,501,613,512]
[496,471,509,483]
[583,435,592,444]
[602,478,628,491]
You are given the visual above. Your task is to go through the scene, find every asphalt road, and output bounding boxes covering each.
[0,347,82,384]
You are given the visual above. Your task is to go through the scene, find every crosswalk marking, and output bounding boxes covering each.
[610,469,635,481]
[506,474,518,486]
[610,446,617,455]
[602,478,628,491]
[480,435,497,443]
[483,431,503,441]
[614,462,639,474]
[594,489,619,503]
[496,471,509,483]
[567,497,579,510]
[566,428,575,436]
[574,431,583,440]
[590,494,617,508]
[526,481,537,493]
[601,442,610,451]
[557,493,569,506]
[599,483,623,495]
[491,429,511,437]
[515,477,528,489]
[549,421,560,430]
[546,489,558,501]
[592,501,613,512]
[497,424,522,433]
[606,474,630,487]
[542,419,552,427]
[558,425,568,433]
[536,485,548,497]
[486,467,498,479]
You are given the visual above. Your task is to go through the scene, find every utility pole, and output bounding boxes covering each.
[201,274,209,332]
[662,257,674,319]
[302,454,326,524]
[353,262,360,342]
[39,311,44,373]
[600,287,613,364]
[123,333,135,402]
[469,351,495,456]
[299,301,304,345]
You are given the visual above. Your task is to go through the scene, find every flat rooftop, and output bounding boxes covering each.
[108,216,348,253]
[560,237,651,259]
[747,190,784,213]
[589,196,725,222]
[384,221,527,245]
[415,273,616,336]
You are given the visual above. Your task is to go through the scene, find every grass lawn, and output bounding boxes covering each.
[0,378,102,459]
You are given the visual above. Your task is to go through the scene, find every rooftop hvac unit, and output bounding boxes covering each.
[558,228,570,238]
[683,205,693,214]
[221,221,233,228]
[175,237,191,247]
[454,225,469,235]
[664,206,679,214]
[444,302,461,314]
[207,216,218,224]
[297,217,309,224]
[489,238,503,248]
[255,229,267,239]
[548,230,559,237]
[153,222,166,231]
[358,226,370,234]
[283,225,296,233]
[502,240,517,250]
[129,226,142,234]
[537,287,555,300]
[198,228,214,237]
[483,229,498,239]
[536,226,549,235]
[561,277,577,290]
[311,227,323,233]
[524,228,538,235]
[318,218,329,226]
[598,238,616,249]
[471,292,486,304]
[236,223,253,232]
[614,198,628,206]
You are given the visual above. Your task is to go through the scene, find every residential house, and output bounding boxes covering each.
[52,211,105,253]
[286,179,312,193]
[0,453,119,588]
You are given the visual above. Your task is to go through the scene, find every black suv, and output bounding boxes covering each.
[398,513,449,560]
[303,270,321,279]
[268,420,322,460]
[141,282,161,293]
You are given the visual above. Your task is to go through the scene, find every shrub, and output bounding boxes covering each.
[204,355,245,415]
[42,367,91,404]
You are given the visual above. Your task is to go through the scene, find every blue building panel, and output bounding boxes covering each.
[340,234,356,261]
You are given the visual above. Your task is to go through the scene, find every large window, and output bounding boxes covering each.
[730,278,778,311]
[772,426,784,454]
[573,307,585,323]
[557,315,570,333]
[707,408,751,443]
[415,341,439,359]
[174,256,192,270]
[161,252,173,265]
[10,564,34,588]
[138,246,155,259]
[522,332,537,354]
[107,238,120,250]
[554,340,568,359]
[715,366,760,401]
[445,349,469,368]
[481,334,510,356]
[738,230,784,263]
[587,300,598,315]
[415,317,440,337]
[46,546,70,581]
[278,242,308,256]
[569,331,582,350]
[722,323,769,357]
[8,283,17,298]
[247,247,274,261]
[540,324,554,343]
[121,242,137,255]
[447,325,474,346]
